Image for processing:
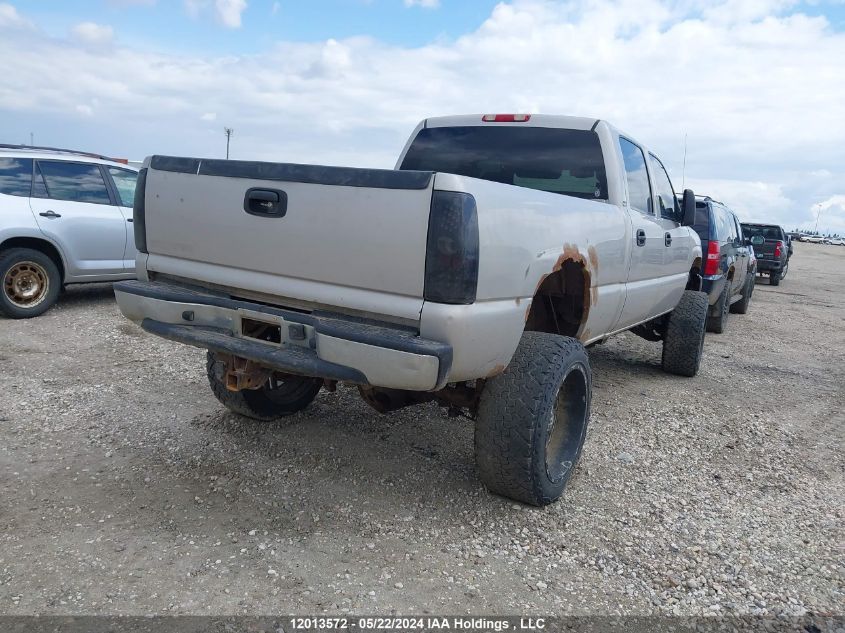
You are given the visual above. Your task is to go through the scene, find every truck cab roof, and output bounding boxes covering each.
[420,114,647,149]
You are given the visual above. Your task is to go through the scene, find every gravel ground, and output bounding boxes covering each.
[0,242,842,617]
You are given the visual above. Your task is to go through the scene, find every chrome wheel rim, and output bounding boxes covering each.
[3,261,50,308]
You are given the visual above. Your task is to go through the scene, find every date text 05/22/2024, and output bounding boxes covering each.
[288,616,547,631]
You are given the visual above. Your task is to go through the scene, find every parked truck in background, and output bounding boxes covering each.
[741,222,791,285]
[115,114,707,506]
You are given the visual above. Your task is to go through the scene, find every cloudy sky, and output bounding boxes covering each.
[1,0,844,233]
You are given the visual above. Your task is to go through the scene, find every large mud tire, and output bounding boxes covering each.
[707,285,729,334]
[475,332,591,507]
[662,290,708,377]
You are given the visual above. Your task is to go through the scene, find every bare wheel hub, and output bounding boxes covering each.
[4,261,50,308]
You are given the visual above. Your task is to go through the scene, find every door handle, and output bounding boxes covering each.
[127,218,133,223]
[636,229,646,247]
[39,210,61,219]
[664,232,672,247]
[244,188,287,218]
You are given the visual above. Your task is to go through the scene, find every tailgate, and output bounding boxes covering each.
[141,156,434,321]
[755,241,777,259]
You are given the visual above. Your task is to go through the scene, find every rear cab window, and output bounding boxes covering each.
[34,160,112,205]
[742,224,784,241]
[0,157,33,197]
[399,126,609,200]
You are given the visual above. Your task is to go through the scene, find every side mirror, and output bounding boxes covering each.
[751,235,765,246]
[681,189,695,226]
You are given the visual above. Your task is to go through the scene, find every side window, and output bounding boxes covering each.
[0,157,33,197]
[618,138,652,215]
[717,207,734,241]
[35,161,111,205]
[108,167,138,207]
[732,214,743,243]
[649,153,680,221]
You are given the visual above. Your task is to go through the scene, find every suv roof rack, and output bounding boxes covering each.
[0,143,126,164]
[694,194,724,206]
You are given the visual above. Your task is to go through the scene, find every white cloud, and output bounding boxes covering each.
[75,104,94,116]
[271,1,280,16]
[0,2,33,29]
[404,0,440,7]
[685,178,792,224]
[201,112,217,121]
[184,0,247,28]
[1,0,843,231]
[816,195,845,235]
[72,22,114,45]
[184,0,204,18]
[215,0,247,27]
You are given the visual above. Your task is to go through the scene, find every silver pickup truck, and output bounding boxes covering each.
[116,114,707,506]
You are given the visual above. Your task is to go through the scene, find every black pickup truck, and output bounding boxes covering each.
[740,223,791,286]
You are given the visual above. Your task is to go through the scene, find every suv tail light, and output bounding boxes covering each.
[133,167,148,253]
[773,241,783,258]
[424,191,479,304]
[704,240,720,276]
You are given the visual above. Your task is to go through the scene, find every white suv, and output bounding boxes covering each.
[0,145,139,318]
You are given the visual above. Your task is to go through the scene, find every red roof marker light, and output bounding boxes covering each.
[482,114,531,123]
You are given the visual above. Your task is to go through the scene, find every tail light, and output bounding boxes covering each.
[704,240,720,276]
[133,167,148,253]
[424,191,479,304]
[482,114,531,122]
[773,241,783,258]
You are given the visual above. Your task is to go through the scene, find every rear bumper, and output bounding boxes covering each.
[755,259,782,272]
[114,280,452,391]
[701,275,727,305]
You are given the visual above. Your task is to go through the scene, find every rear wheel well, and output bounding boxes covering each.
[687,258,702,291]
[525,260,590,338]
[0,237,65,281]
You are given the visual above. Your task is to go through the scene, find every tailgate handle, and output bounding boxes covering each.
[244,188,287,218]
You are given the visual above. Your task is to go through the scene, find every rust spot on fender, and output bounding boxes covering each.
[486,363,506,378]
[528,243,601,336]
[552,242,585,272]
[588,245,599,274]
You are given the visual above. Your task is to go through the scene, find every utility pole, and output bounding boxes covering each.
[681,133,687,190]
[224,127,233,159]
[30,132,34,146]
[814,203,823,235]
